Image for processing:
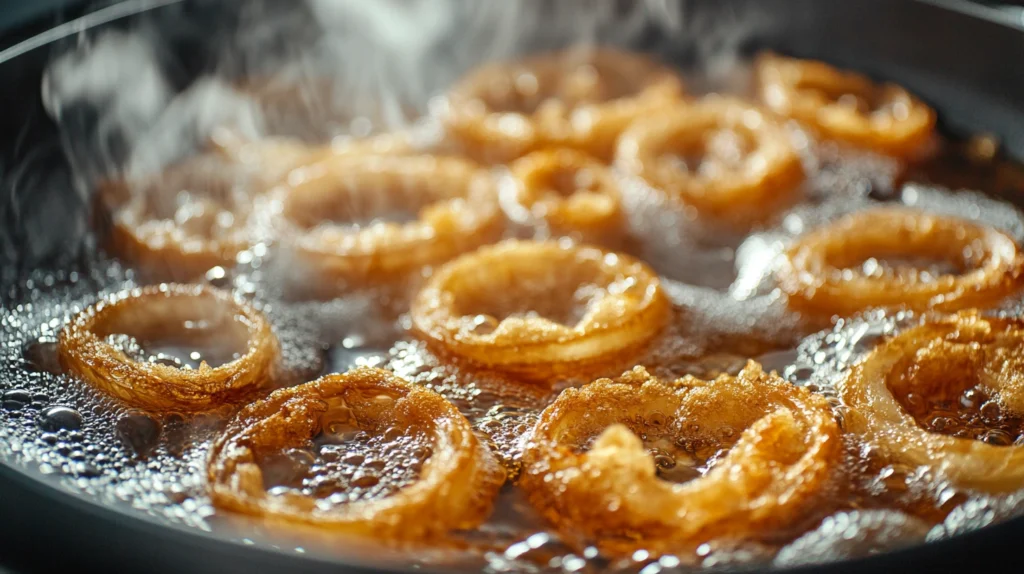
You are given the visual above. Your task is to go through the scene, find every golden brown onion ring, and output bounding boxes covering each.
[504,148,624,246]
[206,367,504,539]
[615,96,805,226]
[411,240,668,378]
[98,157,260,282]
[756,52,936,158]
[443,48,686,163]
[778,208,1024,317]
[520,362,841,556]
[58,284,278,413]
[274,154,503,294]
[840,312,1024,493]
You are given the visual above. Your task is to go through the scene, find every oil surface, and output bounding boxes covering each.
[5,68,1024,574]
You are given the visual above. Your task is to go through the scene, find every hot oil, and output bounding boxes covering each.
[258,421,432,507]
[7,61,1024,574]
[896,380,1024,446]
[104,329,245,370]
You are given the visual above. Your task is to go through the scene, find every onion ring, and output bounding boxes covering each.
[778,208,1024,316]
[520,362,841,556]
[756,52,936,158]
[58,284,278,413]
[504,148,624,245]
[274,154,503,295]
[410,240,669,378]
[840,312,1024,493]
[206,367,504,539]
[615,96,805,226]
[98,157,263,282]
[443,48,686,163]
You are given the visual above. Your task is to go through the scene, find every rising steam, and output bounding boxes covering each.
[40,0,750,179]
[3,0,765,275]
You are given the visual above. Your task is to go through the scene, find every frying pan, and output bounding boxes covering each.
[2,0,1024,572]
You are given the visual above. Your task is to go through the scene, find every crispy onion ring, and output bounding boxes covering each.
[206,367,504,539]
[778,208,1024,316]
[504,149,624,245]
[58,284,278,413]
[98,157,261,281]
[411,240,669,378]
[443,48,686,163]
[520,362,840,556]
[756,53,936,158]
[840,312,1024,493]
[615,96,805,226]
[275,154,503,294]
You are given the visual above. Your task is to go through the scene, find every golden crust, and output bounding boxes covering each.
[58,284,279,413]
[442,48,686,163]
[505,148,624,246]
[778,208,1024,316]
[410,240,669,379]
[97,157,261,282]
[520,362,841,556]
[615,96,805,226]
[756,53,936,158]
[840,312,1024,494]
[272,154,504,295]
[206,368,505,540]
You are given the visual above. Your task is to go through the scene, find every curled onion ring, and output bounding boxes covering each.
[840,312,1024,493]
[504,148,624,245]
[520,362,840,556]
[443,48,686,163]
[275,154,503,293]
[615,96,805,225]
[756,53,936,158]
[778,208,1024,316]
[206,367,504,539]
[98,157,260,281]
[58,284,278,413]
[411,240,669,378]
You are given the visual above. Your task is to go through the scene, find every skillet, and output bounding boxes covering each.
[2,0,1024,572]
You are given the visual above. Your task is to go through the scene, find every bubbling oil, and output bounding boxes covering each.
[258,425,432,506]
[6,75,1024,574]
[895,380,1024,445]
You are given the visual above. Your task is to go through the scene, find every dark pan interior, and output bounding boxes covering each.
[2,0,1024,572]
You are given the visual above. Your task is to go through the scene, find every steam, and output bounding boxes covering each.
[17,0,765,276]
[41,0,714,179]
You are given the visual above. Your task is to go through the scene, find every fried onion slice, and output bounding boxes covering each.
[520,362,841,556]
[840,312,1024,493]
[756,53,936,158]
[615,96,805,226]
[98,157,261,282]
[206,367,504,539]
[411,240,668,378]
[504,148,624,246]
[274,154,503,295]
[778,208,1024,317]
[58,284,278,413]
[442,48,686,163]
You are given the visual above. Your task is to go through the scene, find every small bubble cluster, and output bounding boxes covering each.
[774,510,932,567]
[262,429,432,507]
